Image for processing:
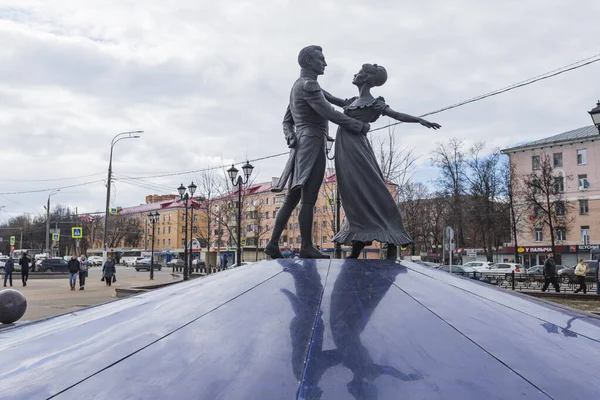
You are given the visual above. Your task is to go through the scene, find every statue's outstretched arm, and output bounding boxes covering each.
[322,90,353,108]
[382,106,441,130]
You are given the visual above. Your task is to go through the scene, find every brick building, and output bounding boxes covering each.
[502,124,600,267]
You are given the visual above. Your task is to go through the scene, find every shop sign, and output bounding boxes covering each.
[576,244,600,251]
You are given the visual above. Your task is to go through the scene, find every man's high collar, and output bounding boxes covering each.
[300,69,319,80]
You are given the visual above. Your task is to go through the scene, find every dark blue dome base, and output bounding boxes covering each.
[1,259,600,399]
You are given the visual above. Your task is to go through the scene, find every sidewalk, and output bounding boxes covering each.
[2,267,181,323]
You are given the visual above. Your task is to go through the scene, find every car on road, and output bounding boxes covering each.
[479,263,525,276]
[39,258,70,272]
[437,265,481,280]
[87,256,103,266]
[463,261,496,272]
[557,261,597,284]
[124,257,145,267]
[526,265,545,275]
[168,259,184,268]
[135,258,162,272]
[0,256,36,273]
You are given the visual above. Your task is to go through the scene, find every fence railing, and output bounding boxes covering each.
[452,271,599,293]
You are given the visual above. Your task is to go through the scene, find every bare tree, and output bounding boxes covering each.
[104,215,143,248]
[398,180,429,255]
[432,138,467,248]
[375,128,418,192]
[501,156,527,262]
[194,169,219,250]
[522,154,573,257]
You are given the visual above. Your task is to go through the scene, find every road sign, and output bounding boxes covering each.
[10,236,15,246]
[445,226,454,240]
[72,227,83,238]
[240,239,246,246]
[110,207,118,215]
[52,233,60,241]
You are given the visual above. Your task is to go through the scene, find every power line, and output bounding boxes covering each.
[371,53,600,133]
[0,179,105,196]
[0,172,105,183]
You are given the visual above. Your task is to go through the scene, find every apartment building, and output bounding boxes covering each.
[502,124,600,267]
[211,170,398,261]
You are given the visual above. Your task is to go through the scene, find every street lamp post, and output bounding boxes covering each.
[227,161,254,267]
[325,136,342,259]
[45,190,60,256]
[178,182,196,280]
[589,101,600,133]
[188,181,197,273]
[147,211,160,280]
[103,131,142,265]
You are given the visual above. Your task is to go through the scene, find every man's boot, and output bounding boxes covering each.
[299,246,330,259]
[265,242,284,259]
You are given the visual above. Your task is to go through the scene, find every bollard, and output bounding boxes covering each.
[511,271,515,290]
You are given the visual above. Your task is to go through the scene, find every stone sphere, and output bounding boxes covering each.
[0,289,27,324]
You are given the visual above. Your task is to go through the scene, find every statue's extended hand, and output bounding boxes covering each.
[286,134,297,148]
[419,119,441,130]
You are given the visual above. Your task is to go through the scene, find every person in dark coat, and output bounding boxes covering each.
[3,256,14,287]
[102,257,116,287]
[266,45,370,260]
[78,255,90,291]
[67,255,80,291]
[542,253,560,292]
[19,253,30,287]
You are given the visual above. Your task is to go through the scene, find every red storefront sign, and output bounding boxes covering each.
[503,245,571,254]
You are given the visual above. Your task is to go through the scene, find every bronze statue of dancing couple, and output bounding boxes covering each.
[265,45,441,260]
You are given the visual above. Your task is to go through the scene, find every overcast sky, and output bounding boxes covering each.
[1,0,600,224]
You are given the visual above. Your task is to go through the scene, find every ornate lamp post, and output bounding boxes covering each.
[325,136,342,259]
[589,101,600,133]
[188,181,197,272]
[177,182,196,280]
[147,211,160,280]
[227,161,254,266]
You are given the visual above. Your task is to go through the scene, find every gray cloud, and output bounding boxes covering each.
[0,0,599,223]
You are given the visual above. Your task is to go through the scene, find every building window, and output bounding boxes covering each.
[296,236,301,244]
[533,205,541,218]
[579,199,589,215]
[181,239,185,246]
[182,227,185,234]
[556,228,566,241]
[157,239,159,245]
[168,227,171,234]
[553,176,564,193]
[313,222,317,230]
[168,214,171,222]
[581,226,590,243]
[275,196,284,204]
[535,229,543,242]
[194,215,198,222]
[577,149,587,165]
[578,174,589,190]
[266,211,269,219]
[193,226,198,234]
[322,236,327,244]
[162,239,165,246]
[289,223,293,230]
[290,238,294,245]
[322,221,326,228]
[553,153,563,168]
[266,198,269,205]
[555,201,565,216]
[163,227,165,234]
[295,209,299,216]
[168,239,171,246]
[532,178,541,194]
[532,155,540,170]
[322,205,327,214]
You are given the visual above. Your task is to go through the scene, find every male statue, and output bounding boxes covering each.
[265,45,370,259]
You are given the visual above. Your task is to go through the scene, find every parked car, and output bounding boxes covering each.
[135,258,162,272]
[526,265,545,275]
[437,265,481,280]
[463,261,496,272]
[0,256,36,273]
[558,261,597,284]
[192,259,207,270]
[88,256,103,266]
[414,261,440,269]
[479,263,525,275]
[124,257,145,267]
[168,258,184,268]
[39,258,70,272]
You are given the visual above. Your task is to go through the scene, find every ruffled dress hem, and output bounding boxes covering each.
[332,230,413,247]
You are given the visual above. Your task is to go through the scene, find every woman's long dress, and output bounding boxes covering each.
[332,97,413,247]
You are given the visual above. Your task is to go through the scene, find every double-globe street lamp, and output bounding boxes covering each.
[227,161,254,267]
[178,181,197,281]
[103,131,142,264]
[147,211,160,280]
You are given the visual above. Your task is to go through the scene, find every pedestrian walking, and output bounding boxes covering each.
[574,258,589,294]
[102,257,116,287]
[19,253,30,287]
[78,255,90,291]
[67,255,80,291]
[542,253,560,293]
[3,256,14,287]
